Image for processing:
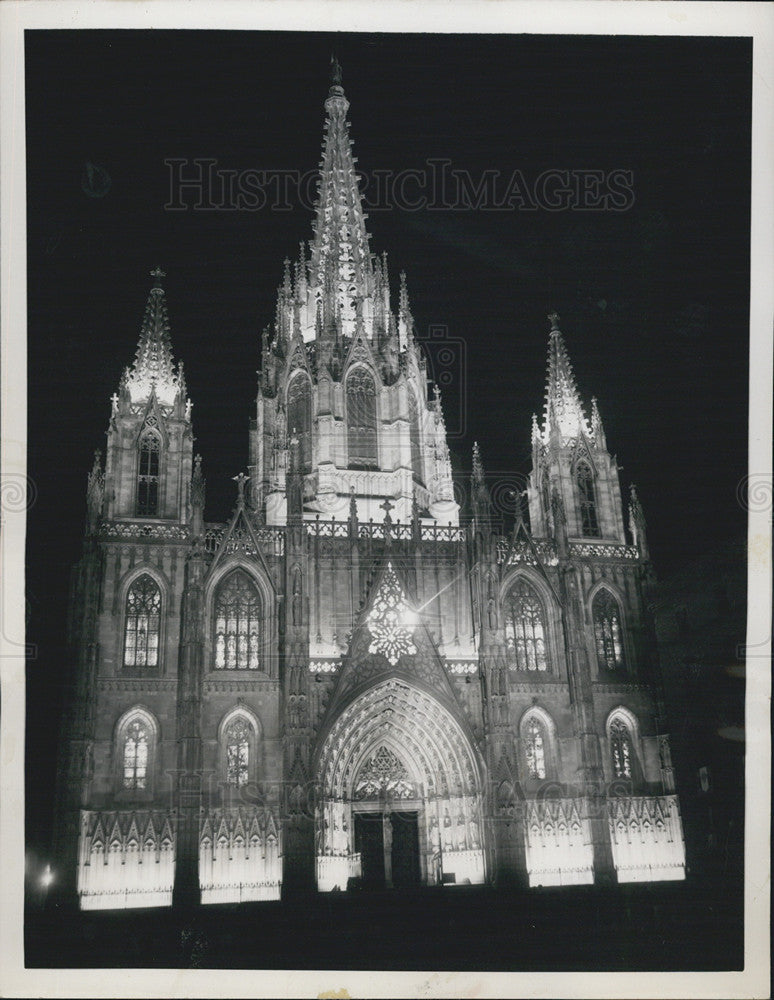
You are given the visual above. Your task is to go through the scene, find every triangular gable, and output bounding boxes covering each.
[501,516,562,607]
[320,557,462,722]
[342,329,381,383]
[207,502,275,584]
[284,335,312,379]
[129,388,171,449]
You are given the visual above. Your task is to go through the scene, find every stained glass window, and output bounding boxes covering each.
[214,570,261,670]
[408,389,423,483]
[354,745,416,800]
[610,719,633,778]
[287,374,312,473]
[504,580,548,671]
[123,719,149,789]
[594,589,625,671]
[123,574,161,669]
[225,716,252,786]
[524,717,547,780]
[137,432,160,516]
[346,368,378,468]
[576,462,600,537]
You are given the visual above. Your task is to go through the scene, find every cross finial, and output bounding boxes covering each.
[232,472,250,505]
[379,497,395,524]
[548,311,560,331]
[150,266,166,289]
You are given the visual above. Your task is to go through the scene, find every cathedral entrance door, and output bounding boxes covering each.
[390,811,420,888]
[354,812,385,888]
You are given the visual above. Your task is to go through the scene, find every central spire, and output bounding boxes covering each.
[309,59,374,333]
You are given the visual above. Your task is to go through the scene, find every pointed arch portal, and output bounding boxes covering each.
[315,678,486,891]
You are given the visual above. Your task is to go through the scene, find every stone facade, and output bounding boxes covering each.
[56,65,686,909]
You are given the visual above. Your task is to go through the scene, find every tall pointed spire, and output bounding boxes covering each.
[542,311,590,444]
[124,267,183,407]
[309,58,373,331]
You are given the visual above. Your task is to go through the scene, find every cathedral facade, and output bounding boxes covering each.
[56,66,686,910]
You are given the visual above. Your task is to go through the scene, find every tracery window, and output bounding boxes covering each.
[504,579,548,671]
[576,461,600,537]
[593,589,625,671]
[354,745,416,800]
[137,431,160,516]
[408,389,423,483]
[524,717,547,780]
[366,563,417,666]
[123,574,161,669]
[287,374,312,473]
[213,570,261,670]
[122,718,150,790]
[346,368,378,468]
[610,718,633,779]
[225,716,253,786]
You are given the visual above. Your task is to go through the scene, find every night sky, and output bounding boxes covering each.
[24,31,751,857]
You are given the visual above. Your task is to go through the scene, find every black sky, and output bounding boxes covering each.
[24,31,751,855]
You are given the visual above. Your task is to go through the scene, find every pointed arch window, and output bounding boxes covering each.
[137,431,161,516]
[225,716,253,786]
[122,718,150,790]
[408,389,423,484]
[214,570,261,670]
[123,574,162,669]
[524,717,547,780]
[346,368,378,469]
[287,373,312,473]
[504,579,548,671]
[593,589,625,671]
[610,718,633,778]
[576,461,600,537]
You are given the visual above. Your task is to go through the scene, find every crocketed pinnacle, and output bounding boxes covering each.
[309,60,373,316]
[542,312,590,444]
[124,267,183,407]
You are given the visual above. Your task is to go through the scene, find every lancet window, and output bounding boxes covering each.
[593,589,625,671]
[123,574,162,670]
[213,570,262,670]
[504,579,548,671]
[346,368,378,468]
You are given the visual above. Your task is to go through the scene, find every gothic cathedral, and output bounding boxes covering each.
[57,65,686,910]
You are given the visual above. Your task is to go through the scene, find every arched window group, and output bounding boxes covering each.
[576,461,600,537]
[346,368,378,469]
[287,374,312,473]
[123,574,162,670]
[504,579,548,672]
[593,589,625,672]
[137,431,160,516]
[213,570,262,670]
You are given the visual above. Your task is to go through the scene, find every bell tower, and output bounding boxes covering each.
[103,268,194,524]
[527,312,626,543]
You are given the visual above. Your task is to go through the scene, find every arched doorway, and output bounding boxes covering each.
[315,678,486,891]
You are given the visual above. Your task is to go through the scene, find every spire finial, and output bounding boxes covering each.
[548,310,560,331]
[330,53,343,88]
[150,266,166,289]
